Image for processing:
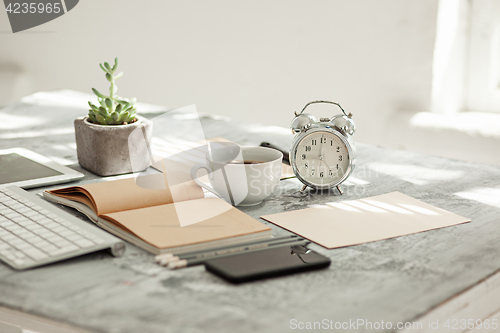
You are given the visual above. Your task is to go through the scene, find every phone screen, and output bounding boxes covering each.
[204,245,330,283]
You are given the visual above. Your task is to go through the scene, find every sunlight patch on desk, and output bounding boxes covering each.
[47,156,75,166]
[0,112,46,129]
[21,90,89,109]
[368,162,464,185]
[362,199,413,214]
[343,200,388,213]
[0,127,74,139]
[399,204,439,216]
[454,187,500,209]
[343,176,370,186]
[325,202,362,212]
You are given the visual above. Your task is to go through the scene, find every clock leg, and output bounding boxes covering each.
[336,185,343,195]
[300,184,308,194]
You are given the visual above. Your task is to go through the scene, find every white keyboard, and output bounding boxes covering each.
[0,186,125,270]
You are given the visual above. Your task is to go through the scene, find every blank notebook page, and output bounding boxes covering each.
[261,191,470,249]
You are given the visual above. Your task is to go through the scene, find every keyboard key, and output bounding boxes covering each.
[14,251,27,259]
[59,230,75,237]
[66,233,83,242]
[13,259,26,266]
[87,236,105,244]
[53,239,72,248]
[37,230,53,238]
[11,216,28,223]
[40,244,58,253]
[23,248,48,260]
[23,210,38,217]
[34,240,52,249]
[4,212,20,219]
[30,213,46,221]
[3,234,16,242]
[50,244,78,256]
[23,201,38,208]
[74,239,94,248]
[29,236,44,244]
[9,239,27,247]
[22,232,37,240]
[10,203,24,210]
[35,218,52,225]
[5,225,22,232]
[39,209,52,216]
[12,228,29,237]
[0,243,11,251]
[16,242,32,251]
[0,221,14,227]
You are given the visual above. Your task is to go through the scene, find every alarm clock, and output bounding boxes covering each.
[289,100,356,194]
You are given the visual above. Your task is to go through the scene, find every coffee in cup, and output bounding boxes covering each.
[190,146,282,206]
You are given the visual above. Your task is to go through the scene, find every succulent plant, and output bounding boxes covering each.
[87,57,137,125]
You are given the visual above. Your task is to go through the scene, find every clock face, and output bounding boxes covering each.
[293,131,350,187]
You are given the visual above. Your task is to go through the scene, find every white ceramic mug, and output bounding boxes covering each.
[191,146,283,206]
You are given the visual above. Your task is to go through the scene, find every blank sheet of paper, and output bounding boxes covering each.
[261,192,470,249]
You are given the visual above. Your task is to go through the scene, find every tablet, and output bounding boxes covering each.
[0,148,84,189]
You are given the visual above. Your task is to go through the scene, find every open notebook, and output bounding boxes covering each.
[42,174,271,254]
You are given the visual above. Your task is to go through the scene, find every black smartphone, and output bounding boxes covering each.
[204,245,331,283]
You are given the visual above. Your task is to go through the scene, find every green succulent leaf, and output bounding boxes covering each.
[114,72,123,80]
[119,112,129,123]
[111,112,120,122]
[95,114,107,125]
[88,102,99,111]
[99,63,107,73]
[105,98,113,109]
[98,106,108,116]
[115,103,123,113]
[127,109,136,121]
[105,73,112,82]
[112,57,118,72]
[120,101,131,109]
[88,112,97,123]
[104,62,112,72]
[130,98,137,104]
[105,114,114,124]
[92,88,107,99]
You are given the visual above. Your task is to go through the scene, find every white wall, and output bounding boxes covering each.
[0,0,438,146]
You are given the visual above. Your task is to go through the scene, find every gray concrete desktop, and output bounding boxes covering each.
[1,91,499,333]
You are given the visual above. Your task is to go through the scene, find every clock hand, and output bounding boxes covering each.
[320,158,333,177]
[318,138,332,172]
[319,137,325,159]
[322,159,331,170]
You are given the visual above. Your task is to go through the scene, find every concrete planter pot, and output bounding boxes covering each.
[74,115,153,176]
